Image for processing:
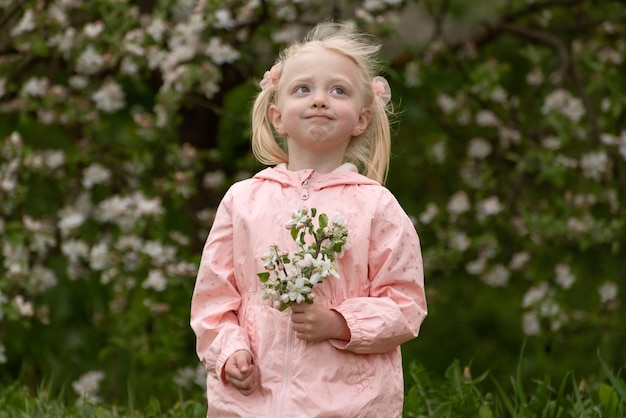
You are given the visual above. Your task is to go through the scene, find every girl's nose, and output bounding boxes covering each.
[311,91,328,108]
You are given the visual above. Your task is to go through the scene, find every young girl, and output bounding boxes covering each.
[190,22,427,417]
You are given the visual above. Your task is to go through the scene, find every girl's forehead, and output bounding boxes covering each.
[282,45,359,76]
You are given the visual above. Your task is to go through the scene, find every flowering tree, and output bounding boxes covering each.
[0,0,624,407]
[0,0,407,406]
[393,0,626,379]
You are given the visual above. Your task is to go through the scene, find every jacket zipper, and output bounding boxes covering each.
[277,176,311,416]
[277,320,294,417]
[300,178,311,200]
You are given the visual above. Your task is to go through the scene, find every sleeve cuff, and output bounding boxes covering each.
[215,342,252,383]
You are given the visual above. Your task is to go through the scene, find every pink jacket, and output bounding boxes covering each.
[190,164,427,417]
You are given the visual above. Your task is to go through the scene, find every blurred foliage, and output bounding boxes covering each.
[0,0,624,412]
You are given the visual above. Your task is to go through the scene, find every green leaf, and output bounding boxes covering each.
[145,397,162,415]
[478,403,493,418]
[599,383,620,412]
[318,213,328,229]
[311,208,317,217]
[257,272,270,282]
[599,350,626,405]
[291,227,298,241]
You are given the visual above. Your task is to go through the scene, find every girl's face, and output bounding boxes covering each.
[269,46,372,161]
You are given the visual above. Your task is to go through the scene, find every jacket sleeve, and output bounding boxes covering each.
[190,190,251,381]
[332,192,427,354]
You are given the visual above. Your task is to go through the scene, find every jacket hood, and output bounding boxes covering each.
[253,163,381,190]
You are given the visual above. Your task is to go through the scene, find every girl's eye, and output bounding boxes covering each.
[295,86,310,93]
[331,87,345,95]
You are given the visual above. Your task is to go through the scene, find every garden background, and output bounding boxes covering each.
[0,0,625,416]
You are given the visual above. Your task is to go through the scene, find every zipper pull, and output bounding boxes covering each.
[300,179,310,200]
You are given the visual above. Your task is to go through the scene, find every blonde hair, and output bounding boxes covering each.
[251,22,393,184]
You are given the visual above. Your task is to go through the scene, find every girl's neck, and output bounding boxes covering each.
[287,157,344,174]
[286,145,348,174]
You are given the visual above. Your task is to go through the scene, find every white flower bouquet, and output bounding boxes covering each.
[258,208,350,311]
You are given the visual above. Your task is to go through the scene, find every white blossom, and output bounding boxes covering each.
[61,239,89,263]
[213,9,235,29]
[475,110,499,127]
[2,242,28,275]
[599,281,618,304]
[404,61,421,87]
[477,196,503,221]
[20,77,49,97]
[82,163,111,189]
[509,251,530,270]
[465,257,486,275]
[120,57,139,75]
[115,235,143,251]
[206,37,241,65]
[48,27,76,58]
[555,154,578,169]
[447,191,470,217]
[83,21,104,39]
[89,242,109,270]
[541,136,561,150]
[448,231,470,252]
[522,282,549,308]
[58,207,87,236]
[498,126,521,146]
[526,67,544,86]
[76,45,105,75]
[555,264,575,289]
[147,17,167,41]
[436,94,457,114]
[419,202,438,224]
[92,80,125,113]
[482,264,510,287]
[430,141,447,163]
[143,270,168,292]
[490,86,508,103]
[47,5,68,27]
[202,170,226,189]
[42,150,66,170]
[10,9,36,37]
[142,241,176,263]
[467,138,492,159]
[69,75,89,90]
[30,265,58,293]
[580,151,609,180]
[522,311,541,336]
[73,371,105,405]
[174,364,206,389]
[541,89,585,122]
[14,295,34,317]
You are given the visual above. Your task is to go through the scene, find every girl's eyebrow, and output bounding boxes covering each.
[288,75,355,87]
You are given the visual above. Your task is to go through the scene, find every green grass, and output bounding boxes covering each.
[2,354,624,418]
[403,351,626,418]
[0,384,206,418]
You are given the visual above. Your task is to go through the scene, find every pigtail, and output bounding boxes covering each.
[365,97,392,184]
[251,88,289,166]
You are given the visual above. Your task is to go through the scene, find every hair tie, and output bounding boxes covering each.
[259,62,282,90]
[372,76,391,105]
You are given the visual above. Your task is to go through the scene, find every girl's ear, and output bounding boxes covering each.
[268,104,286,135]
[352,107,372,136]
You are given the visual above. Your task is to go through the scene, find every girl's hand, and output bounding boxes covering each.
[224,350,258,396]
[290,303,351,342]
